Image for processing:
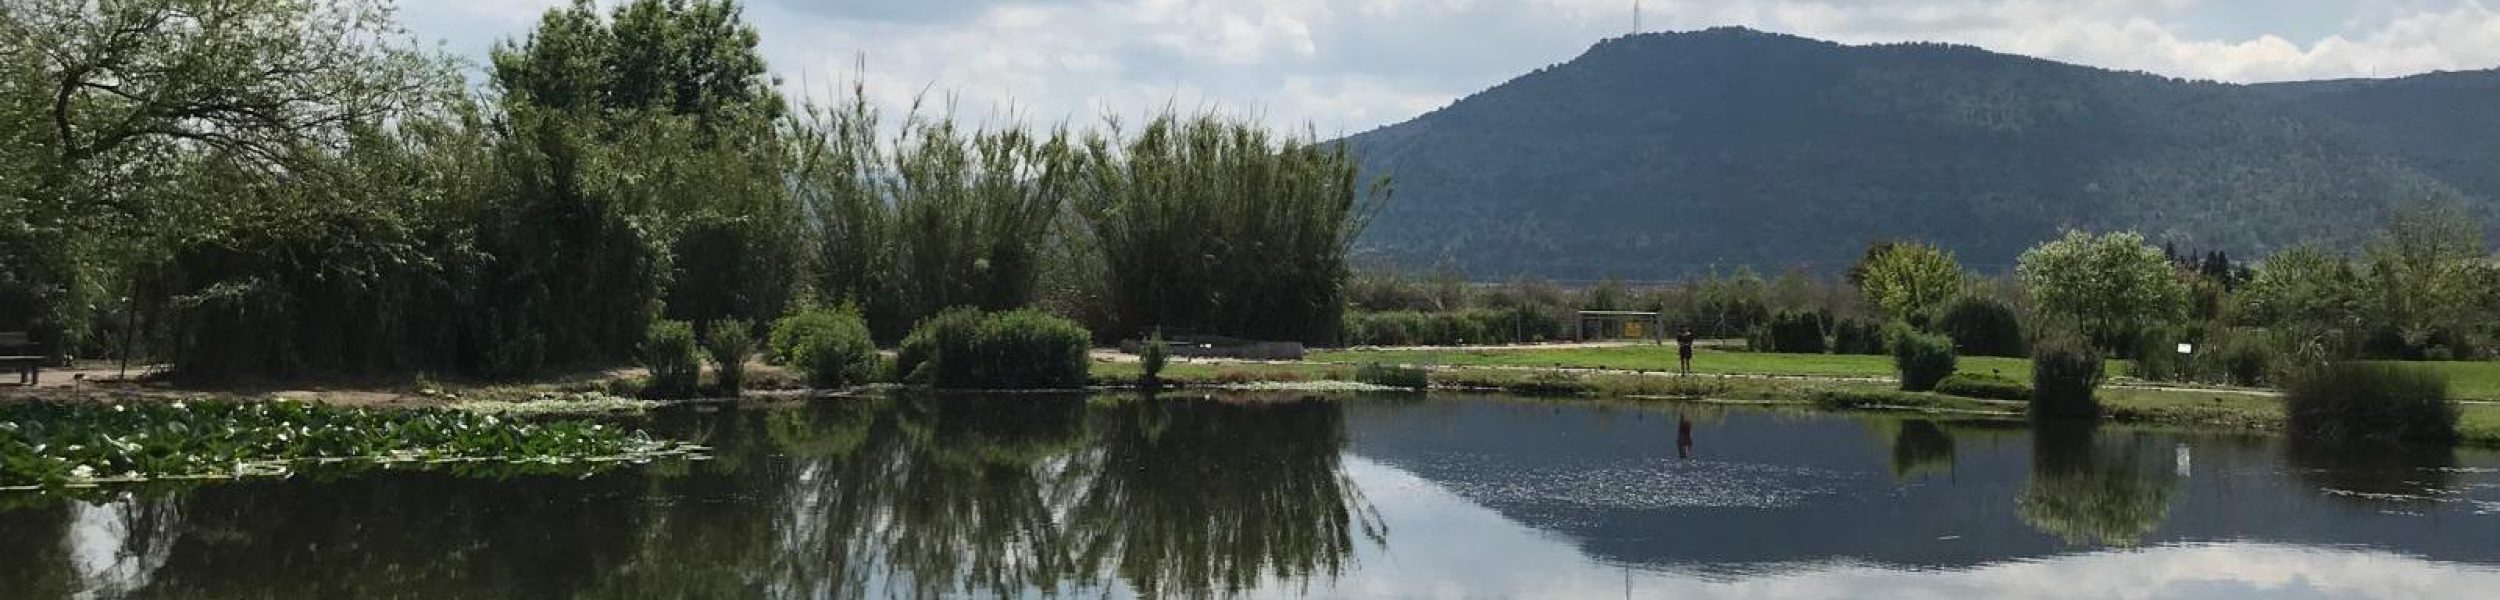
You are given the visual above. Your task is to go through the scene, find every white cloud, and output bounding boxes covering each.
[397,0,2500,133]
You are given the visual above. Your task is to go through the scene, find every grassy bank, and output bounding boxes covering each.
[1308,346,2111,380]
[1108,355,2500,446]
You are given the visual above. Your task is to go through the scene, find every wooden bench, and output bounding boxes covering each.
[0,331,43,386]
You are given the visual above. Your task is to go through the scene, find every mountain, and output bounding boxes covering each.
[1345,27,2499,279]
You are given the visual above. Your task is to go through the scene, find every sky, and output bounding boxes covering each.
[396,0,2500,135]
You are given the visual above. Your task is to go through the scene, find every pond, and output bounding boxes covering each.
[3,393,2498,598]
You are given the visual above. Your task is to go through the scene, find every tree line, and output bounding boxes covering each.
[0,0,1385,381]
[1353,198,2500,378]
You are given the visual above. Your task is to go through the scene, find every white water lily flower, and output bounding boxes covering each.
[172,401,187,410]
[112,404,125,412]
[70,465,95,479]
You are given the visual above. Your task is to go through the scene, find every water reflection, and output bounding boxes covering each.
[2017,423,2181,546]
[1887,420,1956,481]
[4,394,2500,598]
[2285,435,2461,506]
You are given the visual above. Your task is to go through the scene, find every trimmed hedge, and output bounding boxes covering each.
[897,308,1091,389]
[1832,317,1886,355]
[1761,310,1828,354]
[2030,332,2106,419]
[770,306,882,389]
[1932,295,2025,357]
[1936,373,2031,401]
[1888,323,1958,392]
[1341,308,1567,347]
[1355,362,1430,390]
[2284,363,2457,444]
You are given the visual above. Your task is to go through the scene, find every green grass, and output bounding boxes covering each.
[1310,346,2118,381]
[2373,361,2500,401]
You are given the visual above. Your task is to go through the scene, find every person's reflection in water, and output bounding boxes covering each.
[1676,413,1694,459]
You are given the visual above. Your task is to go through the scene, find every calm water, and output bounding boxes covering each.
[5,393,2500,599]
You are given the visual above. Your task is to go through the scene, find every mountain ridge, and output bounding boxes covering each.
[1346,27,2500,279]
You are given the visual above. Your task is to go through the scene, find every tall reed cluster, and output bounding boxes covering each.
[792,87,1387,346]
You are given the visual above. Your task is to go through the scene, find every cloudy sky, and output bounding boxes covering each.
[397,0,2500,134]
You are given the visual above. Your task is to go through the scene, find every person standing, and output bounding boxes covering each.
[1675,327,1697,375]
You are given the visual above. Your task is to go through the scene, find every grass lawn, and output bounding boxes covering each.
[1310,346,2116,380]
[2377,361,2500,401]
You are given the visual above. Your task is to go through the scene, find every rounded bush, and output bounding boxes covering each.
[639,320,702,398]
[770,306,880,389]
[1887,323,1958,392]
[1932,295,2025,357]
[2030,332,2106,419]
[2284,363,2457,444]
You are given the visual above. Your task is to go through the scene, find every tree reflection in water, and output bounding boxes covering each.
[2284,434,2459,505]
[1887,419,1957,481]
[2017,422,2182,547]
[0,393,1380,599]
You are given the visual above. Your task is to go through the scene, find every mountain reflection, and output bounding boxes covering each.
[2017,423,2182,547]
[0,393,1378,599]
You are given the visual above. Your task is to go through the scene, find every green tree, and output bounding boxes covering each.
[1853,241,1964,321]
[1,0,452,356]
[2359,200,2491,355]
[2017,230,2186,354]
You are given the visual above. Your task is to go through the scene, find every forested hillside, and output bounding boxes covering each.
[1348,27,2497,279]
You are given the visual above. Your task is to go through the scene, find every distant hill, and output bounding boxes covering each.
[1345,27,2499,279]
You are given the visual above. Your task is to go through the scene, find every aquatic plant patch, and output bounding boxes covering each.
[0,397,702,489]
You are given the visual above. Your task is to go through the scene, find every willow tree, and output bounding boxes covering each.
[1852,241,1964,322]
[1074,114,1389,345]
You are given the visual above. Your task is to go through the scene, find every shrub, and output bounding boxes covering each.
[2030,331,2106,419]
[701,319,756,395]
[1832,318,1886,355]
[1355,363,1430,391]
[770,306,881,389]
[2208,332,2273,387]
[1936,373,2031,401]
[1932,295,2025,357]
[1505,371,1592,397]
[639,320,702,399]
[1139,331,1171,388]
[1763,310,1828,353]
[2283,363,2457,444]
[1887,322,1958,392]
[899,308,1091,389]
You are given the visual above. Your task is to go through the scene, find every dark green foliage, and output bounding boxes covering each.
[1076,113,1389,346]
[1348,27,2490,279]
[639,320,701,398]
[1354,363,1430,391]
[2133,326,2278,387]
[897,309,1091,390]
[2283,363,2458,444]
[1832,318,1887,355]
[1936,373,2032,401]
[1340,308,1565,346]
[1139,332,1170,388]
[1932,295,2025,357]
[0,399,689,488]
[2030,332,2107,419]
[1762,310,1828,353]
[701,319,754,395]
[1887,323,1958,392]
[769,306,880,389]
[1503,371,1591,397]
